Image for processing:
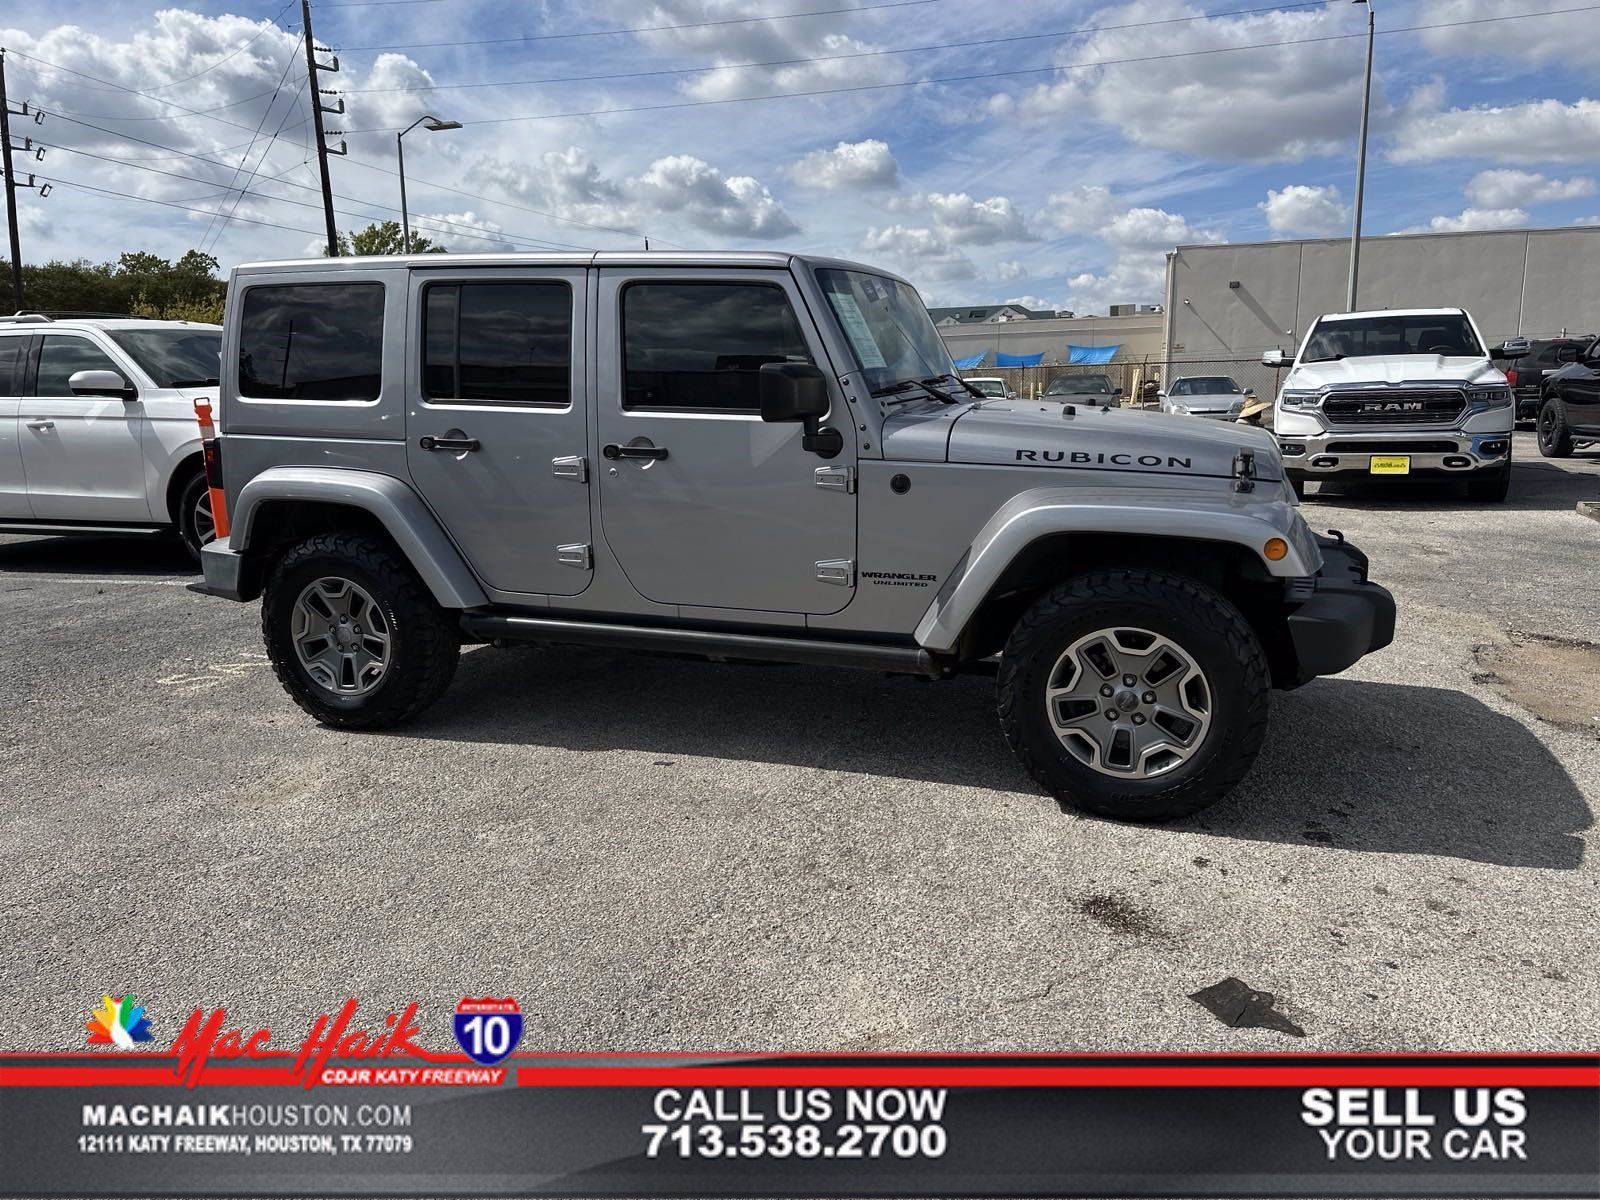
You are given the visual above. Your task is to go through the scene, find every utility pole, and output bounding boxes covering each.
[1346,0,1375,311]
[1,48,29,309]
[300,0,346,256]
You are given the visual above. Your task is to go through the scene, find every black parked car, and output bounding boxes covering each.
[1509,336,1594,421]
[1536,335,1600,457]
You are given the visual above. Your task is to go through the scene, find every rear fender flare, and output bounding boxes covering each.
[229,467,487,610]
[913,486,1320,653]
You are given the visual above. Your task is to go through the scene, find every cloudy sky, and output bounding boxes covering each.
[1,0,1595,312]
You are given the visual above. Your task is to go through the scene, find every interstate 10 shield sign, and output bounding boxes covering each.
[452,997,523,1066]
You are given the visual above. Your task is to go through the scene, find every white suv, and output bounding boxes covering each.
[0,314,223,560]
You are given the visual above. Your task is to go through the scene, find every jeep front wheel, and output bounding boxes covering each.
[997,570,1271,821]
[262,532,460,729]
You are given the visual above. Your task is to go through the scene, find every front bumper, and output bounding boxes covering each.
[1285,537,1395,684]
[1277,427,1510,480]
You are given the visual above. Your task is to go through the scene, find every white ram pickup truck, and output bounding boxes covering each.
[1263,308,1528,502]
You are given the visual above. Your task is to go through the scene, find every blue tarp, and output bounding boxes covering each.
[952,352,988,369]
[995,351,1044,367]
[1067,344,1120,365]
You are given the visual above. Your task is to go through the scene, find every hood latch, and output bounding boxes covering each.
[1233,448,1256,493]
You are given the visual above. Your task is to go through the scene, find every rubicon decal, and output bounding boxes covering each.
[1015,449,1195,469]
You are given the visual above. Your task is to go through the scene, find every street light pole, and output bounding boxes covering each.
[1346,0,1375,311]
[397,114,462,253]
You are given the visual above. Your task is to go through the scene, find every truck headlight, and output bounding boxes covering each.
[1467,386,1512,410]
[1169,402,1190,414]
[1280,389,1319,408]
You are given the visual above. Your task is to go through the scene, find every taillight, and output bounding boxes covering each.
[203,437,224,489]
[1504,368,1518,388]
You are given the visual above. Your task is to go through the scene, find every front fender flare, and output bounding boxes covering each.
[221,467,488,609]
[912,486,1320,653]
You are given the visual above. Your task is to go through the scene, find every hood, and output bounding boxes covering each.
[883,399,1282,482]
[1169,391,1243,412]
[1285,354,1505,391]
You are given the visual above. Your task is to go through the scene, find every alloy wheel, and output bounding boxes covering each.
[291,577,392,696]
[1044,625,1213,778]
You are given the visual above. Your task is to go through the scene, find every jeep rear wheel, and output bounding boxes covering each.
[262,532,460,729]
[997,570,1270,821]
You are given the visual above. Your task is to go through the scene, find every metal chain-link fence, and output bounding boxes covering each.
[960,358,1288,406]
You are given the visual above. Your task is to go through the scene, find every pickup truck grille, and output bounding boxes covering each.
[1322,389,1466,425]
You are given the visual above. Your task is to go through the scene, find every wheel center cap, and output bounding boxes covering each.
[1114,689,1140,713]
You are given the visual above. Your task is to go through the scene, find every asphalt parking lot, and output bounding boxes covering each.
[2,430,1597,1053]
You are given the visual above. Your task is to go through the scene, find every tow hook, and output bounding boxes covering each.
[1233,448,1256,493]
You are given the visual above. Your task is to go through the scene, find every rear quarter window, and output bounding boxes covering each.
[237,282,385,402]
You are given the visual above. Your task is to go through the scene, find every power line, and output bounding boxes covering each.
[343,3,1600,132]
[343,1,1326,96]
[44,172,329,238]
[200,32,308,254]
[39,139,596,252]
[338,0,945,52]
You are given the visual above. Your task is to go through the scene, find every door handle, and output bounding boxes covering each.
[25,419,54,431]
[602,443,668,461]
[418,435,480,453]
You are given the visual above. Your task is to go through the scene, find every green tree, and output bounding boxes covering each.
[0,250,225,320]
[329,220,445,256]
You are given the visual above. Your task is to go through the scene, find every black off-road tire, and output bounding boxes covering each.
[174,470,213,564]
[262,532,460,729]
[997,570,1271,822]
[1537,397,1574,458]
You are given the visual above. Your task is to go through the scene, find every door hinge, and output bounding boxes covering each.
[556,543,593,569]
[815,558,855,587]
[552,455,588,483]
[814,465,856,493]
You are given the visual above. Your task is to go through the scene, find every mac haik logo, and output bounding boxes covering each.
[86,994,155,1048]
[169,998,425,1088]
[452,997,523,1066]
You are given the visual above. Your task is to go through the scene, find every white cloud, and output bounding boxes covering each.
[1416,0,1569,65]
[1062,257,1170,317]
[989,0,1369,161]
[616,0,907,101]
[411,210,515,252]
[789,139,899,189]
[634,155,799,238]
[923,192,1032,244]
[1390,96,1600,163]
[995,260,1027,282]
[1104,206,1220,249]
[1002,295,1059,312]
[858,225,976,282]
[1399,207,1529,234]
[1039,186,1121,234]
[1261,185,1350,237]
[1464,169,1596,210]
[471,147,798,240]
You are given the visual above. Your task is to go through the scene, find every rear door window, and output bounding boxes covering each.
[237,282,385,401]
[0,337,27,394]
[422,282,572,406]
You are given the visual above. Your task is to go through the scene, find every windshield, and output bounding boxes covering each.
[1302,314,1483,362]
[972,379,1007,396]
[108,328,223,387]
[1170,377,1239,396]
[1046,375,1112,394]
[814,267,952,391]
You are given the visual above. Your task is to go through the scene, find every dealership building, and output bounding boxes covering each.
[1161,224,1600,361]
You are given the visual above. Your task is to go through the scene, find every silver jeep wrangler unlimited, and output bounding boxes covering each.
[199,252,1395,821]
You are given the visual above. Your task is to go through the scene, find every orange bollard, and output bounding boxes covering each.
[192,397,231,541]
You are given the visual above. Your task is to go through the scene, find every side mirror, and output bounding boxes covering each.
[1113,385,1124,395]
[69,369,135,399]
[758,361,840,459]
[1261,348,1287,368]
[1492,336,1530,361]
[1554,344,1580,363]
